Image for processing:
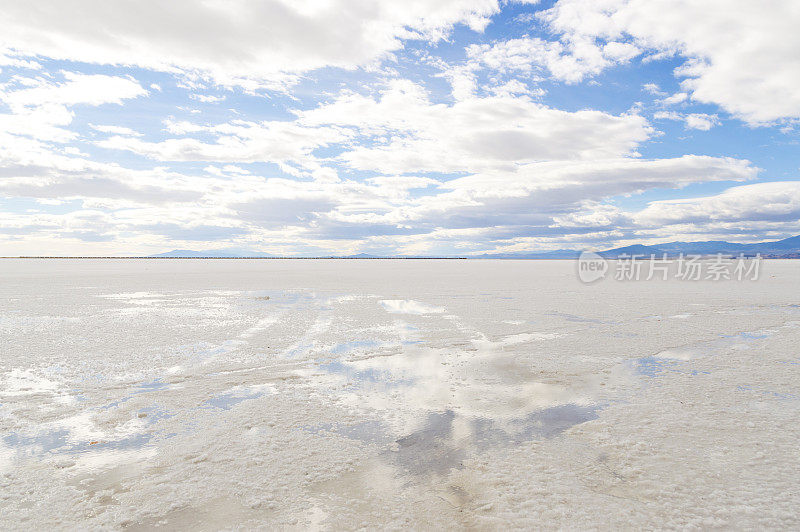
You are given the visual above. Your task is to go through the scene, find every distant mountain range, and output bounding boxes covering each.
[596,234,800,259]
[151,235,800,259]
[476,235,800,259]
[148,250,457,259]
[151,249,276,258]
[470,234,800,259]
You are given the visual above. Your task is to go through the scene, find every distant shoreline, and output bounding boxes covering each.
[6,235,796,260]
[1,256,470,260]
[2,256,799,260]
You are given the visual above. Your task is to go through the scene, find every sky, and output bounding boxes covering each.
[1,0,799,257]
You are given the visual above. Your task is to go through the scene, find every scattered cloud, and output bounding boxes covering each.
[0,0,502,88]
[540,0,800,124]
[634,181,800,226]
[90,124,144,137]
[0,1,795,255]
[467,36,638,84]
[654,111,720,131]
[1,72,146,108]
[298,80,652,174]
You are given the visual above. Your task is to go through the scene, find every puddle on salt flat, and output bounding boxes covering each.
[634,351,716,377]
[380,300,446,315]
[728,331,770,340]
[470,403,600,446]
[329,339,383,355]
[137,379,171,393]
[306,420,387,445]
[635,356,679,377]
[7,384,277,463]
[4,427,154,458]
[307,403,600,478]
[393,404,599,475]
[635,328,776,378]
[102,378,175,411]
[393,411,466,475]
[737,385,799,401]
[202,385,275,411]
[4,392,175,465]
[304,414,468,476]
[307,338,601,478]
[4,429,72,454]
[318,360,415,388]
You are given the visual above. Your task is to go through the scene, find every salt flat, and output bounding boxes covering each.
[1,259,799,529]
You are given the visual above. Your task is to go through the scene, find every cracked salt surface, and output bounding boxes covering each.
[1,259,799,529]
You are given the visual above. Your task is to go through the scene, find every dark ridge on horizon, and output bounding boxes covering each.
[2,256,469,260]
[5,234,800,259]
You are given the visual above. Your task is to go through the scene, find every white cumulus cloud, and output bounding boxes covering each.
[540,0,800,124]
[0,0,501,88]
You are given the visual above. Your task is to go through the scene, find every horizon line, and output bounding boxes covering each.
[2,256,798,260]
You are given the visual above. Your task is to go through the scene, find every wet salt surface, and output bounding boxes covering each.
[314,408,560,478]
[1,259,800,529]
[202,384,276,411]
[634,327,781,377]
